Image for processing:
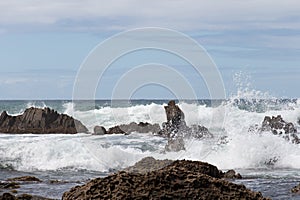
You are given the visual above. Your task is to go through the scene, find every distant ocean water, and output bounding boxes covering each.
[1,97,300,199]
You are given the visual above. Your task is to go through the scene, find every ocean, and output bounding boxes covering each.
[1,98,300,199]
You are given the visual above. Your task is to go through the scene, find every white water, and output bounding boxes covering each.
[1,96,300,172]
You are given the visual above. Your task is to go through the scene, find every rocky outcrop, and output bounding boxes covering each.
[62,158,268,200]
[96,122,161,135]
[0,107,88,134]
[249,115,299,144]
[158,100,212,152]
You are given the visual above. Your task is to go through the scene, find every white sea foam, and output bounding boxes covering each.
[1,84,300,171]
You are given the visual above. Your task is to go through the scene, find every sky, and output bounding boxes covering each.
[0,0,300,99]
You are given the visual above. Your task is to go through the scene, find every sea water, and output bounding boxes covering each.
[1,98,300,199]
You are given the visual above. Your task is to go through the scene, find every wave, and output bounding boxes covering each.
[1,80,300,171]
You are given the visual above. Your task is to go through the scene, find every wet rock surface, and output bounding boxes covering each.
[94,122,161,135]
[6,176,41,182]
[249,115,300,144]
[158,100,212,151]
[62,158,267,200]
[0,107,88,134]
[221,169,243,179]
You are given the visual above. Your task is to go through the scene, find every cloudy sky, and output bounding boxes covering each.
[0,0,299,99]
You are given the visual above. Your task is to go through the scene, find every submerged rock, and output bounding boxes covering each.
[6,176,41,182]
[0,107,88,134]
[62,158,268,200]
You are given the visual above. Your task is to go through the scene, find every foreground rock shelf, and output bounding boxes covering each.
[62,158,268,200]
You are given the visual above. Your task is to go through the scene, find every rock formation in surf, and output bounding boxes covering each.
[0,107,88,134]
[93,122,161,135]
[249,115,299,144]
[62,158,267,200]
[159,100,212,151]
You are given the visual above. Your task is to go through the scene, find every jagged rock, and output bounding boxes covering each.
[164,100,185,127]
[107,122,161,135]
[261,115,296,134]
[249,115,300,144]
[221,169,242,179]
[0,107,88,134]
[6,176,41,182]
[158,101,212,152]
[62,158,268,200]
[291,183,300,194]
[93,126,107,135]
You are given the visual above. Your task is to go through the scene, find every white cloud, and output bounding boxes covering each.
[0,0,299,31]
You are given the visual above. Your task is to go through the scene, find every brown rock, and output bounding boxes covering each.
[63,158,268,200]
[0,107,88,134]
[0,193,16,200]
[124,157,173,174]
[0,182,20,189]
[7,176,41,182]
[107,125,125,134]
[107,122,160,135]
[221,169,243,179]
[164,100,185,126]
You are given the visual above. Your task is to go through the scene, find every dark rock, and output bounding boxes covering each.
[124,157,174,174]
[0,107,88,134]
[0,193,16,200]
[0,193,54,200]
[261,115,297,134]
[164,100,185,127]
[17,194,32,200]
[7,176,41,182]
[158,101,212,152]
[221,169,242,179]
[0,182,20,189]
[107,125,126,134]
[93,126,107,135]
[107,122,161,135]
[250,115,300,144]
[291,183,300,194]
[62,158,268,200]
